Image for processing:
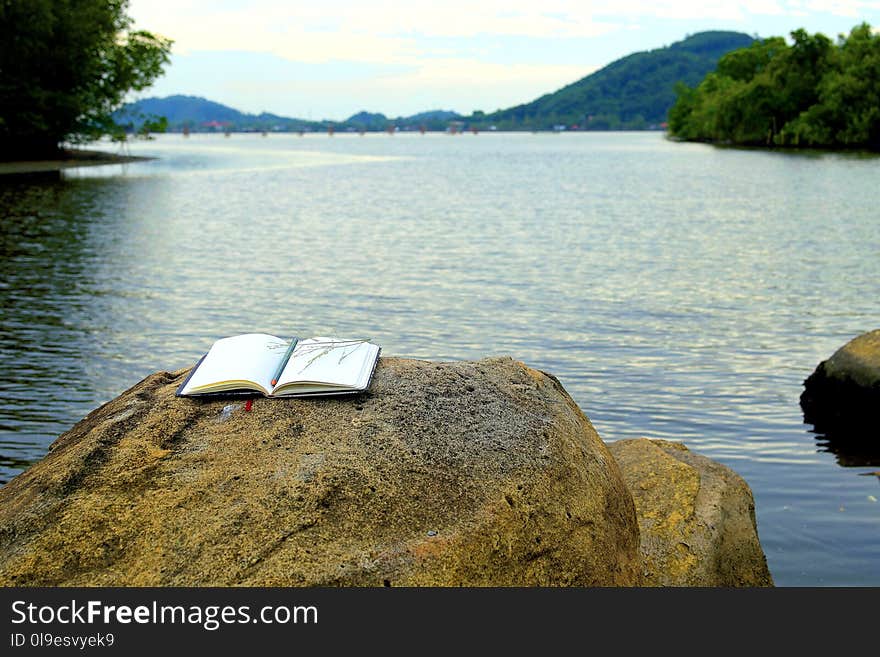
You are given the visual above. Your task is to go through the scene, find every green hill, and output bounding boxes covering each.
[116,96,462,133]
[114,95,318,132]
[477,31,755,130]
[345,111,389,130]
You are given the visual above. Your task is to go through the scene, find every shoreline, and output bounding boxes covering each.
[664,134,880,156]
[0,148,153,176]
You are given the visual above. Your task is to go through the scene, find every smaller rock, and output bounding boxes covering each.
[608,438,773,587]
[801,329,880,435]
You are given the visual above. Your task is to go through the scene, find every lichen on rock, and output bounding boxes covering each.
[608,438,773,587]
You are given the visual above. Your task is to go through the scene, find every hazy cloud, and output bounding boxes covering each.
[127,0,880,118]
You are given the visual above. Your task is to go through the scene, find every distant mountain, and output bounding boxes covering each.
[114,94,318,132]
[404,110,460,123]
[124,95,242,124]
[116,96,462,133]
[116,31,755,133]
[477,31,755,130]
[345,111,388,130]
[342,109,460,131]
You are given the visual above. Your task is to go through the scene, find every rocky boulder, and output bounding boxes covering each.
[0,357,641,586]
[801,329,880,434]
[607,438,773,587]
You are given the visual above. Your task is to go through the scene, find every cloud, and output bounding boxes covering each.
[129,1,878,62]
[131,1,621,53]
[378,58,592,90]
[803,1,875,18]
[144,49,595,118]
[128,0,880,117]
[128,1,629,63]
[127,4,418,62]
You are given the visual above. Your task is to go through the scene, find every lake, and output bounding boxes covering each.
[1,131,877,586]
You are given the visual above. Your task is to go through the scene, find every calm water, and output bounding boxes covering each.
[1,132,878,585]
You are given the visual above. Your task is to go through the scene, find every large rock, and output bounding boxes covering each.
[607,438,773,587]
[801,329,880,433]
[0,357,641,586]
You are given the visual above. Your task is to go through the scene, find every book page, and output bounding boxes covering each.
[276,338,373,388]
[180,333,288,395]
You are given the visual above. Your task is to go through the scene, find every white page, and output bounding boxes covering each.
[181,333,288,394]
[277,338,372,388]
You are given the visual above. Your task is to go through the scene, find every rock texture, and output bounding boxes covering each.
[0,357,641,586]
[608,438,773,587]
[801,329,880,433]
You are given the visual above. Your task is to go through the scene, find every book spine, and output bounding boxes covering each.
[175,354,206,397]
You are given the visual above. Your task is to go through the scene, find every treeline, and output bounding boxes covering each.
[668,24,879,150]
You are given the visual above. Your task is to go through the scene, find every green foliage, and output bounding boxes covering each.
[112,110,167,142]
[715,36,786,81]
[669,24,880,150]
[472,31,754,131]
[0,0,171,158]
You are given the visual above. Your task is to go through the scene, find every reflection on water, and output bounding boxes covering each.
[807,420,880,468]
[1,132,879,586]
[818,440,880,468]
[1,179,125,470]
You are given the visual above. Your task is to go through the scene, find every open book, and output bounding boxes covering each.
[176,334,381,397]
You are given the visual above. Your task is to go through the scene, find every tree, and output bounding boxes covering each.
[669,24,880,150]
[715,37,786,82]
[782,24,880,148]
[0,0,171,159]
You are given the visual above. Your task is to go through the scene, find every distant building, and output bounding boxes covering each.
[202,120,231,131]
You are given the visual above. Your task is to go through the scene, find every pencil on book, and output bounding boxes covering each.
[270,337,299,386]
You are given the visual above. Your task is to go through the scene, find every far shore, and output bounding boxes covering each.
[664,133,880,155]
[0,148,153,176]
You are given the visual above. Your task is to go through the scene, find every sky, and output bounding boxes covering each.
[127,1,880,121]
